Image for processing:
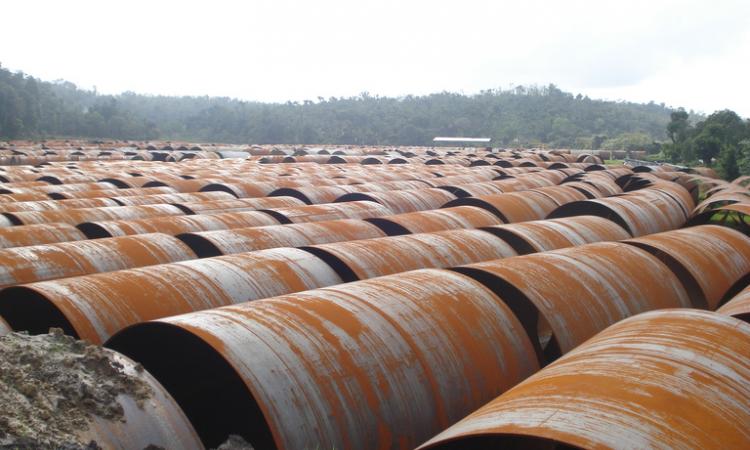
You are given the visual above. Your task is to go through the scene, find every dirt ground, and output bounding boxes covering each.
[0,329,152,449]
[214,435,255,450]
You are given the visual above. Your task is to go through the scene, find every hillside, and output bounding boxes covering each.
[1,64,678,147]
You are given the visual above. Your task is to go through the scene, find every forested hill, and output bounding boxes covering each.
[1,64,677,147]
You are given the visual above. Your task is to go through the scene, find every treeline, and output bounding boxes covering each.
[663,109,750,179]
[3,63,676,147]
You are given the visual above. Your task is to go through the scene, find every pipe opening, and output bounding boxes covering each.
[428,434,581,450]
[718,271,750,308]
[170,203,199,215]
[0,287,78,338]
[566,185,597,199]
[36,176,63,185]
[142,181,169,188]
[335,193,379,204]
[76,222,115,239]
[547,202,633,237]
[480,228,538,255]
[47,192,68,200]
[624,242,708,310]
[450,267,552,365]
[299,247,359,283]
[3,213,23,226]
[106,323,277,449]
[268,188,312,205]
[442,198,509,223]
[199,184,241,198]
[256,210,293,224]
[176,233,224,258]
[98,178,132,188]
[363,218,412,236]
[437,186,471,198]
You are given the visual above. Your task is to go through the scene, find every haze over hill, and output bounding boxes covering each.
[1,64,679,148]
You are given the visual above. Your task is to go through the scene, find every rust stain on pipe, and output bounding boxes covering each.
[624,225,750,309]
[717,285,750,322]
[111,191,234,206]
[178,219,386,257]
[453,242,691,360]
[48,186,177,200]
[0,247,343,343]
[419,309,750,450]
[0,223,87,249]
[443,191,561,223]
[302,229,517,281]
[259,201,393,224]
[548,188,687,236]
[106,269,539,449]
[337,188,458,214]
[78,210,282,238]
[0,316,9,336]
[76,349,203,449]
[0,233,196,288]
[173,196,304,214]
[367,205,503,235]
[481,215,631,253]
[0,197,122,212]
[4,204,187,226]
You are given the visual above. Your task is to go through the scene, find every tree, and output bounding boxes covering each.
[667,109,690,144]
[0,63,692,145]
[738,140,750,177]
[718,144,740,180]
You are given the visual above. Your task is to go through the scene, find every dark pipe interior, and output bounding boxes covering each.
[335,192,379,204]
[299,247,359,283]
[98,178,132,188]
[3,213,23,226]
[36,176,63,185]
[176,233,224,258]
[451,267,552,365]
[651,189,689,219]
[623,242,709,310]
[256,209,293,224]
[106,323,277,449]
[364,218,412,236]
[170,203,199,215]
[47,192,68,200]
[426,434,580,450]
[442,198,509,222]
[200,184,241,198]
[717,271,750,308]
[0,287,79,338]
[76,222,115,239]
[547,201,634,237]
[142,181,169,188]
[566,185,597,199]
[268,188,312,205]
[480,228,538,255]
[436,186,471,198]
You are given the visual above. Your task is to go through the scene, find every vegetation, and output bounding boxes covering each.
[2,64,677,147]
[662,109,750,179]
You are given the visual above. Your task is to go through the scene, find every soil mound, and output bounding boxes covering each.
[0,329,152,449]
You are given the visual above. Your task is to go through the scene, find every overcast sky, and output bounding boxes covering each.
[2,0,749,115]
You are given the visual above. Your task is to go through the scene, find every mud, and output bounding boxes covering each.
[0,328,152,449]
[213,435,255,450]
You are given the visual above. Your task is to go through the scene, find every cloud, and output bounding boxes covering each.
[1,0,748,115]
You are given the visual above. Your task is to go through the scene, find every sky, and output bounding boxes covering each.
[2,0,749,116]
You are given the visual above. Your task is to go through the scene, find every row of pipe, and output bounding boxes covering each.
[101,223,750,449]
